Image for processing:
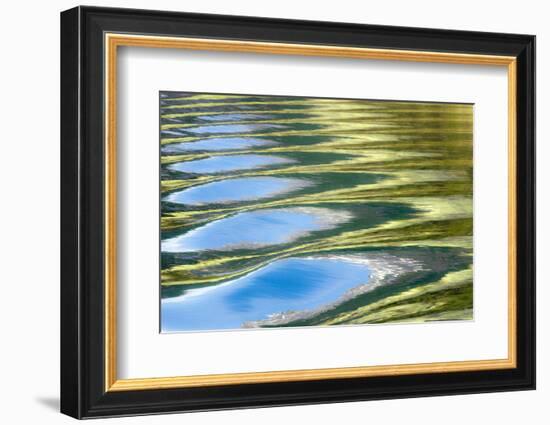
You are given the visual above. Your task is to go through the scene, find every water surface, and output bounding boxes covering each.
[186,123,284,134]
[168,154,294,174]
[198,113,271,121]
[164,176,313,205]
[162,137,277,153]
[160,92,474,331]
[161,207,351,252]
[162,257,371,332]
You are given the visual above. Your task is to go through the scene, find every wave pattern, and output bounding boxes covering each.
[159,92,473,333]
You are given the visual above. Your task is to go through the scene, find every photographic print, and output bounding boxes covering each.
[159,92,473,333]
[61,9,535,417]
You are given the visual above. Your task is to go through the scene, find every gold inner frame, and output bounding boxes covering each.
[104,33,517,392]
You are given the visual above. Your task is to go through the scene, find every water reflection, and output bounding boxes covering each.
[164,176,313,205]
[168,154,294,174]
[198,113,271,121]
[162,137,277,153]
[159,92,474,331]
[161,256,371,332]
[186,123,285,134]
[162,207,352,252]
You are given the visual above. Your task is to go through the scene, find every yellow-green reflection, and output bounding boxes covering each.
[160,92,473,330]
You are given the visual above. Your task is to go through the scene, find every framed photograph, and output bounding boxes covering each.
[60,6,535,419]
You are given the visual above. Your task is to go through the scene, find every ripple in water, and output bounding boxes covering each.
[161,256,371,332]
[197,113,271,121]
[168,154,294,174]
[162,137,278,153]
[164,176,313,205]
[161,207,352,253]
[186,123,285,134]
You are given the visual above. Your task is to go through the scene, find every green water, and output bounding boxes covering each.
[159,92,473,331]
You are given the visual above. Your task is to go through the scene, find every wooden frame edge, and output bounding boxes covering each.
[507,59,518,369]
[104,33,518,392]
[109,359,515,391]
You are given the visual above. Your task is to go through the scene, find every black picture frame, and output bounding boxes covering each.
[61,5,535,419]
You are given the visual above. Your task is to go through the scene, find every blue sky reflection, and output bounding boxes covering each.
[164,176,313,205]
[162,257,371,332]
[168,154,294,174]
[161,207,352,252]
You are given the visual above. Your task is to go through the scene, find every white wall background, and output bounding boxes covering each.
[0,0,545,423]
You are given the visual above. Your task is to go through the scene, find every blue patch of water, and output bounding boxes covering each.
[186,123,284,134]
[161,207,351,253]
[161,257,371,332]
[168,154,294,174]
[164,176,312,205]
[197,114,271,121]
[162,137,277,153]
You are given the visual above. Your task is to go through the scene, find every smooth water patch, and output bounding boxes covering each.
[163,177,313,206]
[168,154,294,174]
[198,113,271,121]
[161,207,352,253]
[161,256,371,332]
[186,123,285,134]
[164,176,313,205]
[162,137,278,153]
